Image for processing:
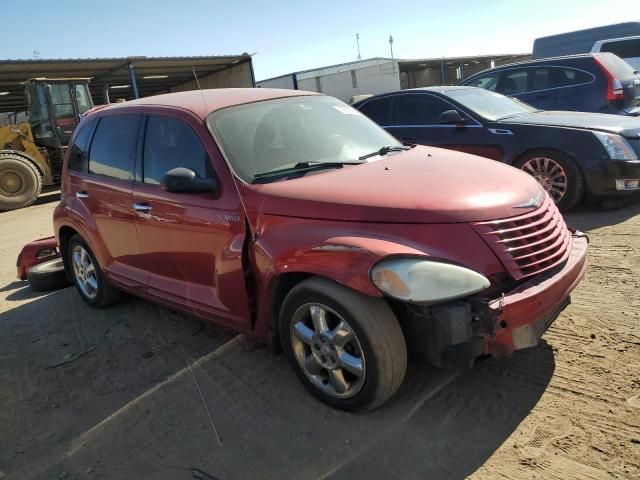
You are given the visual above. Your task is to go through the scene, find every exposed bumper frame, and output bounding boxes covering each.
[484,232,588,357]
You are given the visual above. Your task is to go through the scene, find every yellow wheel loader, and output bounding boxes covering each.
[0,78,93,211]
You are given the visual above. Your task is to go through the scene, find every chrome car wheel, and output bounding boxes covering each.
[290,303,365,398]
[72,245,98,300]
[521,157,568,202]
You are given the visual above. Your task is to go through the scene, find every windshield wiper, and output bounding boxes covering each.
[358,145,411,161]
[253,160,365,180]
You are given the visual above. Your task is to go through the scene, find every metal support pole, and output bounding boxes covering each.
[102,83,111,104]
[128,63,140,99]
[441,59,445,85]
[460,62,464,81]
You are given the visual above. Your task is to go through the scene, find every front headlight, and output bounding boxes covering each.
[370,257,490,304]
[593,131,637,160]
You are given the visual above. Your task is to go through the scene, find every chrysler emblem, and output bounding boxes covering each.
[513,191,544,209]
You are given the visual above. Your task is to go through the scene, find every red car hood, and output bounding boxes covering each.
[243,146,543,224]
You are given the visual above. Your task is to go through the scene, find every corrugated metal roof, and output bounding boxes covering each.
[0,54,252,112]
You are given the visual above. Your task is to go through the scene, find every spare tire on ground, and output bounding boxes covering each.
[27,258,71,292]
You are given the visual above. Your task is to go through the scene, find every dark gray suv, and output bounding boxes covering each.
[461,53,640,116]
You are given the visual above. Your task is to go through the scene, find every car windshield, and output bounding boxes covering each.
[206,95,402,183]
[443,88,538,121]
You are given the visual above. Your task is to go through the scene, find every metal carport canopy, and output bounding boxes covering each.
[0,54,254,113]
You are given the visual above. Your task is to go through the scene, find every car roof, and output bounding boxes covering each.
[463,53,604,80]
[351,86,473,106]
[93,88,321,119]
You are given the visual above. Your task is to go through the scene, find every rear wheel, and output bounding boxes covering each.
[280,277,407,411]
[67,234,122,308]
[0,153,43,211]
[514,150,584,212]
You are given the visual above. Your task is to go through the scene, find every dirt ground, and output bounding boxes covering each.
[0,195,639,480]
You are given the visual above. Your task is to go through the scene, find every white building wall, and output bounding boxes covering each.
[256,74,296,89]
[296,60,401,102]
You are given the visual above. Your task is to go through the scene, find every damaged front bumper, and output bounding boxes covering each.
[16,236,60,280]
[484,232,588,357]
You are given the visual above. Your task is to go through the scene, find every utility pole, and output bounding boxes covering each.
[389,35,395,73]
[356,33,362,61]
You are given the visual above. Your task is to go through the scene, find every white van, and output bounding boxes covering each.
[592,36,640,72]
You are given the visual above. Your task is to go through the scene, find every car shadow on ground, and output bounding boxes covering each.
[565,199,640,231]
[0,281,555,480]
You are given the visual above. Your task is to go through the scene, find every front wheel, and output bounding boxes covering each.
[280,277,407,412]
[513,150,584,212]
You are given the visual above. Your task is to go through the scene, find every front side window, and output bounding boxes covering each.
[143,116,211,185]
[500,69,529,95]
[395,94,454,125]
[88,114,141,180]
[67,119,95,172]
[49,84,74,118]
[207,96,400,183]
[358,97,393,125]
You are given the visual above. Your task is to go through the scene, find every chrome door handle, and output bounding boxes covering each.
[75,191,89,199]
[133,203,152,213]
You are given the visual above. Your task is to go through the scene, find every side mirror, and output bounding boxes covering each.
[161,167,219,194]
[439,109,467,125]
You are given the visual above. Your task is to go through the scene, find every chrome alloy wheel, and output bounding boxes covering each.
[521,157,568,203]
[290,304,365,398]
[72,245,98,300]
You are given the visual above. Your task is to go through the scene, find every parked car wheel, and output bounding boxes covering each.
[68,234,122,308]
[280,277,407,411]
[0,153,43,211]
[26,258,71,292]
[514,150,584,211]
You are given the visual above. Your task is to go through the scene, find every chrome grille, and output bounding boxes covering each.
[471,194,572,280]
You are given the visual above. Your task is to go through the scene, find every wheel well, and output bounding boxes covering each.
[58,226,79,281]
[267,272,313,354]
[512,147,575,167]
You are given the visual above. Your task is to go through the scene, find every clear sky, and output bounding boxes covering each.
[2,0,637,80]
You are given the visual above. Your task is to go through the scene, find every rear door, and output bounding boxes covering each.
[72,113,147,288]
[132,111,251,331]
[496,67,557,109]
[546,67,596,111]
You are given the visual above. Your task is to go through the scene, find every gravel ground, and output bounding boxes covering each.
[0,198,638,480]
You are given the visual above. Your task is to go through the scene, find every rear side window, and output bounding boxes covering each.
[88,114,141,180]
[142,116,212,185]
[395,94,453,125]
[67,119,95,172]
[358,97,393,125]
[500,69,528,95]
[465,74,498,91]
[599,39,640,60]
[550,68,593,87]
[596,53,637,78]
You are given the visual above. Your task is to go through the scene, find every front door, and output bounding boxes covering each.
[132,112,251,331]
[386,93,504,161]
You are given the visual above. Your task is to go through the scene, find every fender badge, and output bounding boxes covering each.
[513,191,543,209]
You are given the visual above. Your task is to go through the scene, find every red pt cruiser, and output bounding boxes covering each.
[53,89,588,411]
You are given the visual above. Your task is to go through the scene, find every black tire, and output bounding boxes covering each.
[0,153,43,211]
[279,277,407,412]
[67,234,122,308]
[26,258,71,292]
[513,149,584,212]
